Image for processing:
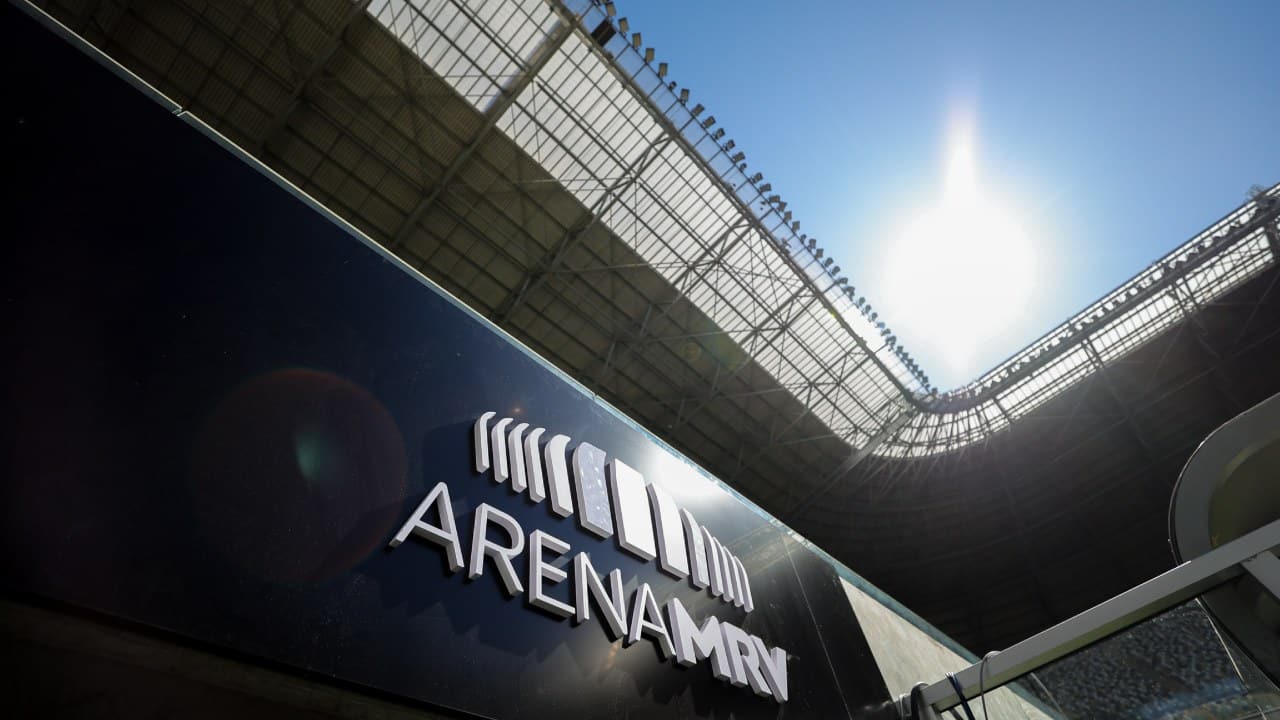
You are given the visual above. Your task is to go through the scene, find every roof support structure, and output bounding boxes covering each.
[1081,339,1160,468]
[783,399,916,518]
[254,0,373,154]
[494,133,674,323]
[387,9,576,252]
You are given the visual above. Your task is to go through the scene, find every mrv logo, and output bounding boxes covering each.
[387,412,790,702]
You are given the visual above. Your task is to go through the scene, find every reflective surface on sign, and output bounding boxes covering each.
[1,7,893,719]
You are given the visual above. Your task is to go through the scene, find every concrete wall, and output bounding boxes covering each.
[841,579,1057,720]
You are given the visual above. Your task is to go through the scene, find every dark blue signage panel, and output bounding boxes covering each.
[2,5,893,718]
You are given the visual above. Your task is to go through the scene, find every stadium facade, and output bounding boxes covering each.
[4,1,1278,718]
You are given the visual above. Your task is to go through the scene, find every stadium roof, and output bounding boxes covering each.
[35,0,1280,653]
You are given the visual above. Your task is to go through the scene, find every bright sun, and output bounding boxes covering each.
[880,128,1037,384]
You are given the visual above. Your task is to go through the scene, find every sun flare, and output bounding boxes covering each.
[880,128,1038,384]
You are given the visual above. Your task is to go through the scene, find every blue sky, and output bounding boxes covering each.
[616,0,1280,389]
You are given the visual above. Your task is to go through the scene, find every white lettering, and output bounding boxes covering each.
[490,417,513,483]
[609,458,657,560]
[572,442,613,537]
[528,529,574,618]
[720,621,772,698]
[543,434,574,517]
[507,422,529,492]
[665,597,730,681]
[473,412,496,474]
[467,503,524,595]
[388,482,464,572]
[648,484,689,579]
[572,552,626,640]
[703,529,726,598]
[626,583,673,659]
[524,427,546,502]
[681,509,710,589]
[752,635,789,702]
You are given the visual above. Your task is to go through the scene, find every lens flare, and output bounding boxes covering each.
[880,122,1038,382]
[189,369,407,584]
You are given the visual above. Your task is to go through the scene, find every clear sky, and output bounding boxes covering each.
[615,0,1280,389]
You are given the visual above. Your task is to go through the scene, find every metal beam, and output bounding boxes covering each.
[255,0,373,154]
[387,11,576,250]
[1082,339,1159,467]
[783,399,916,518]
[594,221,754,382]
[543,0,915,409]
[909,518,1280,715]
[493,133,674,323]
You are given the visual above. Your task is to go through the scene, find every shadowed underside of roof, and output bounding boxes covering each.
[33,0,1280,653]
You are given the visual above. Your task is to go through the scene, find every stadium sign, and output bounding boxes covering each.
[388,412,791,703]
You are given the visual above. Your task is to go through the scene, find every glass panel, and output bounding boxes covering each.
[987,601,1280,720]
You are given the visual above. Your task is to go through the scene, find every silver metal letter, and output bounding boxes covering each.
[524,427,547,503]
[720,621,772,698]
[703,529,725,598]
[752,636,789,702]
[719,543,738,605]
[732,555,754,613]
[490,417,513,483]
[572,442,613,537]
[507,422,529,492]
[626,583,673,660]
[474,411,496,474]
[387,481,464,572]
[648,484,689,579]
[528,529,574,618]
[544,434,575,517]
[572,551,626,640]
[609,458,657,561]
[681,509,710,589]
[665,597,730,680]
[467,503,525,596]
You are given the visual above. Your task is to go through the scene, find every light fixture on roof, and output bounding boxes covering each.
[749,172,763,183]
[710,128,725,140]
[776,201,787,212]
[729,151,745,163]
[644,47,655,63]
[822,257,833,268]
[691,103,704,117]
[738,162,747,171]
[605,1,616,17]
[782,210,792,222]
[831,265,839,274]
[766,194,781,204]
[631,33,642,49]
[617,17,629,33]
[758,183,772,192]
[679,88,689,103]
[806,237,816,249]
[701,115,717,129]
[723,139,736,151]
[792,221,801,232]
[658,62,668,77]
